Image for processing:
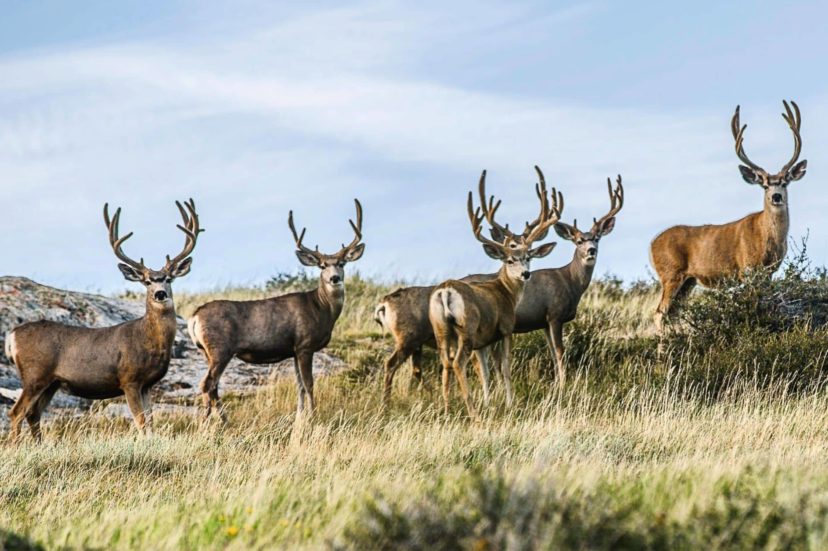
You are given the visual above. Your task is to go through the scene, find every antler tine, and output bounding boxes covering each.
[288,210,317,256]
[165,198,203,269]
[521,165,551,238]
[780,100,803,174]
[340,198,364,253]
[477,170,511,240]
[523,184,563,245]
[592,175,624,231]
[103,203,145,271]
[731,105,765,172]
[467,190,503,248]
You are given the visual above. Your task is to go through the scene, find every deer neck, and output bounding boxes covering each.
[760,202,789,258]
[565,252,595,294]
[142,300,178,352]
[315,280,345,320]
[495,266,526,307]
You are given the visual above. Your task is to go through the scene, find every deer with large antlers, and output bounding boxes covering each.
[5,200,202,441]
[428,168,561,419]
[189,200,365,420]
[651,101,807,330]
[466,175,624,386]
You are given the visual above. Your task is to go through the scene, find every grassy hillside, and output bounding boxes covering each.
[4,257,828,549]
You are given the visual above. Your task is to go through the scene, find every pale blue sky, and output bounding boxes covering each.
[1,1,827,293]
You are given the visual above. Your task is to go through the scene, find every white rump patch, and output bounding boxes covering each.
[4,331,17,365]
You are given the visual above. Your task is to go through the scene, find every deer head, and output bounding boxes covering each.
[732,100,807,210]
[469,167,562,281]
[288,199,365,292]
[103,198,203,310]
[554,175,624,266]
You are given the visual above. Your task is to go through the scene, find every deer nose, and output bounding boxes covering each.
[521,271,531,280]
[330,275,341,284]
[772,193,783,203]
[154,290,168,301]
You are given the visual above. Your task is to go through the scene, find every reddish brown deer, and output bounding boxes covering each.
[189,200,364,420]
[375,168,555,402]
[5,199,202,441]
[650,101,807,330]
[429,169,562,419]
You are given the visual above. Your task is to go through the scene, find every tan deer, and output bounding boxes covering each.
[5,200,202,441]
[189,200,364,420]
[650,101,806,330]
[428,169,562,419]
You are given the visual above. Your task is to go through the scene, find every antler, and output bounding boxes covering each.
[591,175,624,232]
[523,180,563,245]
[103,203,146,272]
[288,208,321,259]
[337,199,364,256]
[165,198,203,270]
[780,99,803,174]
[477,170,512,240]
[467,188,508,249]
[731,105,765,173]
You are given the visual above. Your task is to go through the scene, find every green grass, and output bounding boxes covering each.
[4,264,828,549]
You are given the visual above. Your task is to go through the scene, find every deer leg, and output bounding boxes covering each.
[296,350,315,415]
[452,339,478,421]
[199,352,232,422]
[655,275,686,333]
[140,388,154,436]
[547,321,566,388]
[473,347,491,406]
[438,344,452,416]
[383,346,413,403]
[124,385,149,435]
[500,336,514,407]
[9,386,37,443]
[25,382,60,442]
[409,348,430,394]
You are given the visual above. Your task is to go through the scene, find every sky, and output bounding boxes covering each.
[1,0,828,294]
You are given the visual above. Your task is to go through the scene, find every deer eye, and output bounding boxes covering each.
[337,262,345,268]
[506,259,515,265]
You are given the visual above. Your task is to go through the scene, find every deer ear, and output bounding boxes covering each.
[343,243,365,262]
[482,243,504,260]
[529,241,556,259]
[168,257,193,279]
[739,165,762,185]
[488,227,507,243]
[118,263,144,282]
[295,250,320,267]
[597,217,616,236]
[788,159,807,181]
[554,223,577,241]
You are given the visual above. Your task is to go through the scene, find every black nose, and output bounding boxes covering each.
[772,193,783,203]
[521,271,531,280]
[330,275,341,284]
[154,290,168,301]
[587,247,597,256]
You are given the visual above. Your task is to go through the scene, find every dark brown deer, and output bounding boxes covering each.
[189,199,365,420]
[650,101,807,330]
[375,168,555,402]
[429,168,562,419]
[5,199,202,441]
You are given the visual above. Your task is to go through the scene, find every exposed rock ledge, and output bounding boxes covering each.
[0,277,348,431]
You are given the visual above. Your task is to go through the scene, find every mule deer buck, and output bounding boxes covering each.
[429,168,562,419]
[5,199,202,441]
[468,175,624,387]
[650,101,807,330]
[189,199,365,420]
[375,167,557,402]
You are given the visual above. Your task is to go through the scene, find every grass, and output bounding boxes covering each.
[4,260,828,549]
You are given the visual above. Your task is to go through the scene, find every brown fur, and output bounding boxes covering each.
[190,200,365,420]
[6,200,201,442]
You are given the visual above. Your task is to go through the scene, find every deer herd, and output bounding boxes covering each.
[3,100,809,440]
